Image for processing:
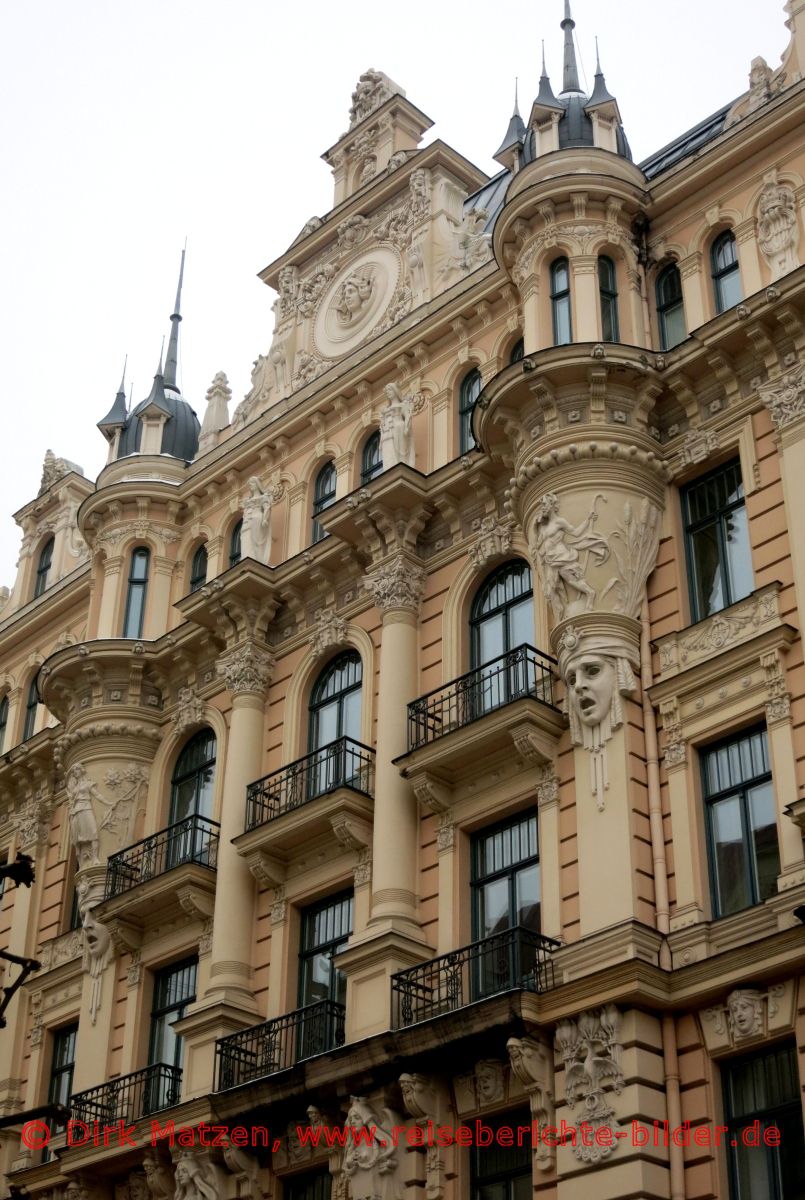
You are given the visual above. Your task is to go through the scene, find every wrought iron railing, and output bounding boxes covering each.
[391,925,559,1029]
[215,999,346,1091]
[407,644,557,751]
[104,815,220,899]
[70,1063,182,1124]
[245,737,375,832]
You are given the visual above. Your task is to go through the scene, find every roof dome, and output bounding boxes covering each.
[116,374,200,461]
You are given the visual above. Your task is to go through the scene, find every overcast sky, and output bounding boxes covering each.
[0,0,788,584]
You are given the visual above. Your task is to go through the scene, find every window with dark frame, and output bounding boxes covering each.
[469,561,536,715]
[470,1109,533,1200]
[656,262,686,350]
[297,891,353,1059]
[471,811,540,941]
[147,958,197,1110]
[723,1042,805,1200]
[459,368,482,455]
[308,651,362,795]
[509,338,525,364]
[189,544,208,592]
[711,230,743,314]
[598,255,620,342]
[550,257,572,346]
[682,458,753,622]
[702,726,780,918]
[229,519,243,568]
[22,677,39,742]
[284,1170,333,1200]
[34,537,55,599]
[0,694,8,753]
[360,430,383,485]
[312,462,337,544]
[122,547,150,639]
[45,1023,78,1161]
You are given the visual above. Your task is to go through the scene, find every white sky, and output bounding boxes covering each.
[0,0,788,583]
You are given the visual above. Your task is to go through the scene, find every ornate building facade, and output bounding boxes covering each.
[2,3,805,1198]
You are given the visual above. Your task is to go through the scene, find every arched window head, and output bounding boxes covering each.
[360,431,383,485]
[22,677,39,742]
[598,256,620,343]
[509,338,525,365]
[656,263,686,350]
[34,537,54,599]
[190,544,208,593]
[459,368,482,455]
[312,462,337,544]
[309,651,362,750]
[470,561,534,668]
[0,694,9,754]
[229,519,243,569]
[169,728,216,824]
[122,547,150,639]
[711,231,742,314]
[550,258,572,346]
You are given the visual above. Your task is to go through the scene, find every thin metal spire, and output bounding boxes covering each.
[157,336,165,377]
[118,355,127,397]
[541,39,547,78]
[514,77,520,117]
[560,0,582,95]
[163,246,185,393]
[595,37,601,74]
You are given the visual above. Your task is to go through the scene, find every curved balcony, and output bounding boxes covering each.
[214,999,346,1091]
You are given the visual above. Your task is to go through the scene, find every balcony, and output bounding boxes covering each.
[391,926,559,1029]
[400,646,564,783]
[214,999,346,1091]
[70,1063,181,1125]
[98,815,219,926]
[235,738,375,861]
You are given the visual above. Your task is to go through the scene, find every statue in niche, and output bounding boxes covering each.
[557,624,638,813]
[334,268,375,328]
[757,178,799,279]
[380,383,415,468]
[66,763,115,869]
[241,477,273,565]
[531,493,610,619]
[342,1096,402,1200]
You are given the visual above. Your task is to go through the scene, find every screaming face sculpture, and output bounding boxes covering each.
[564,654,616,728]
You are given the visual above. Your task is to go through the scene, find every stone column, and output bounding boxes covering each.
[570,256,600,341]
[679,252,705,330]
[735,218,764,295]
[143,555,175,639]
[96,555,123,638]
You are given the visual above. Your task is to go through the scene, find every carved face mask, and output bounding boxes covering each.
[565,654,616,727]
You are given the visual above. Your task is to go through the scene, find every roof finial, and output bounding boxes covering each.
[541,39,547,78]
[560,0,582,95]
[96,357,130,435]
[514,76,520,117]
[157,336,165,377]
[595,36,601,74]
[163,245,185,394]
[118,355,127,397]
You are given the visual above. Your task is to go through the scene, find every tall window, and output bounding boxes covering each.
[312,462,337,544]
[34,537,55,599]
[723,1043,805,1199]
[509,338,525,364]
[189,544,208,593]
[0,694,8,753]
[360,431,383,485]
[598,256,620,342]
[229,519,243,568]
[308,652,362,795]
[22,677,39,742]
[459,368,482,455]
[122,547,150,639]
[169,730,216,822]
[550,257,572,346]
[471,1110,532,1200]
[682,459,753,621]
[148,958,197,1110]
[471,562,534,668]
[712,230,742,314]
[472,812,540,940]
[298,891,353,1059]
[45,1024,78,1161]
[703,726,779,918]
[656,263,686,350]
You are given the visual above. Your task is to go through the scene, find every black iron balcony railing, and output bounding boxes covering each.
[407,644,557,751]
[245,737,375,832]
[215,998,346,1091]
[70,1063,182,1125]
[104,815,220,900]
[391,925,559,1029]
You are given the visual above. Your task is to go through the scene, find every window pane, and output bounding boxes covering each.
[478,612,505,665]
[478,878,510,938]
[553,296,572,345]
[508,597,534,650]
[747,781,780,901]
[515,863,540,930]
[724,504,753,604]
[342,689,362,742]
[710,795,751,915]
[662,301,686,349]
[717,267,743,312]
[601,295,618,342]
[690,523,724,617]
[123,582,146,638]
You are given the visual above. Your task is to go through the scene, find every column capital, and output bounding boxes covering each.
[759,361,805,436]
[364,552,425,617]
[216,640,275,696]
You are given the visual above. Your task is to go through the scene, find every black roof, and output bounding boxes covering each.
[640,102,733,180]
[116,374,200,461]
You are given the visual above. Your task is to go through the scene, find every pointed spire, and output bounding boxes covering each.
[163,247,185,394]
[560,0,582,95]
[494,78,527,165]
[97,357,130,434]
[534,37,563,112]
[586,38,619,112]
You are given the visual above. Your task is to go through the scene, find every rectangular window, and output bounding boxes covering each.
[285,1170,332,1200]
[45,1023,78,1160]
[297,892,352,1060]
[682,459,753,622]
[472,812,540,939]
[703,727,780,917]
[723,1043,805,1200]
[146,958,196,1113]
[471,1109,532,1200]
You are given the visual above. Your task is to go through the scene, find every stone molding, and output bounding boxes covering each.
[759,361,805,433]
[555,1005,624,1164]
[700,979,796,1054]
[364,552,425,614]
[216,641,276,696]
[655,583,782,681]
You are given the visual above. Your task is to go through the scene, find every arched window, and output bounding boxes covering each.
[308,651,362,795]
[34,537,54,599]
[0,694,8,753]
[711,230,742,314]
[360,431,383,485]
[122,547,150,639]
[312,462,337,544]
[22,677,39,742]
[656,263,686,350]
[469,561,537,716]
[189,544,208,593]
[598,256,620,342]
[550,258,572,346]
[509,338,525,364]
[459,368,482,455]
[169,729,217,824]
[229,519,243,568]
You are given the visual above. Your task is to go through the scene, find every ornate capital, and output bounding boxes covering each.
[216,641,275,696]
[364,553,425,614]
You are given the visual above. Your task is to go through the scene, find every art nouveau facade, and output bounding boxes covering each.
[2,3,805,1198]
